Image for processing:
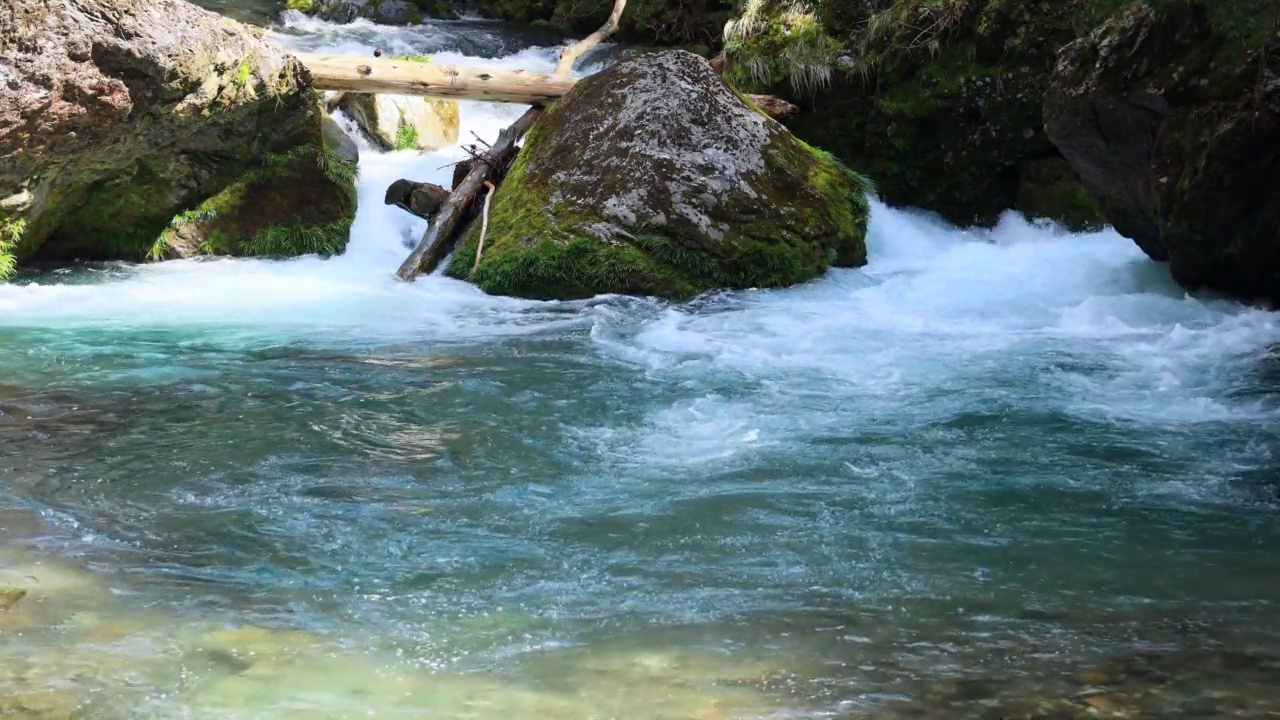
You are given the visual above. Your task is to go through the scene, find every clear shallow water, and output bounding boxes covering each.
[2,16,1280,720]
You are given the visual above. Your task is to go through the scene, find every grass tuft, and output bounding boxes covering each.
[0,216,24,280]
[394,123,420,151]
[724,0,839,94]
[242,219,352,258]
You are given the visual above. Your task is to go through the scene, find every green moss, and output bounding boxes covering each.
[285,0,315,10]
[395,55,434,63]
[460,236,686,300]
[233,60,253,89]
[155,142,357,260]
[1017,159,1106,231]
[52,166,177,261]
[805,144,873,243]
[394,123,419,151]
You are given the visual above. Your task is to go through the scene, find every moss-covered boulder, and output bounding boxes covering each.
[332,92,460,152]
[1045,1,1279,303]
[0,0,357,277]
[446,50,870,301]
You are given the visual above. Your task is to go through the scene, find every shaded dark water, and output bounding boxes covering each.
[2,14,1280,720]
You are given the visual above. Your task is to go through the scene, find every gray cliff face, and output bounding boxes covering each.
[1045,4,1280,303]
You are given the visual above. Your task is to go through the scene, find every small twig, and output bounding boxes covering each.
[469,131,493,149]
[473,181,496,271]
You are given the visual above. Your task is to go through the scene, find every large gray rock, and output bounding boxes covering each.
[446,50,871,301]
[0,0,357,273]
[1045,3,1280,302]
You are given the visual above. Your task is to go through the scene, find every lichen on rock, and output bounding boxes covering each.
[446,50,871,301]
[0,0,357,275]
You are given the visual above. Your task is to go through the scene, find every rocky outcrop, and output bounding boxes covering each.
[331,92,460,152]
[736,0,1105,230]
[1045,3,1280,303]
[445,50,871,301]
[0,0,357,276]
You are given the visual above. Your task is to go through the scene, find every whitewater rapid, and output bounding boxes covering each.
[0,11,1276,472]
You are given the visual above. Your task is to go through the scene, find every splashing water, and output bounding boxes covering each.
[1,13,1279,720]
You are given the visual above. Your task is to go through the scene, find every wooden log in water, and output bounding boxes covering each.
[294,53,801,119]
[395,107,543,282]
[295,53,577,105]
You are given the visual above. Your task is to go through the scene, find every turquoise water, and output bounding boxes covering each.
[2,15,1280,720]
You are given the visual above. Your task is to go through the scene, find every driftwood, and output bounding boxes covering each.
[553,0,627,78]
[296,52,576,104]
[395,107,543,282]
[474,181,496,270]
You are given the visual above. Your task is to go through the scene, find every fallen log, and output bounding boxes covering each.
[295,53,577,105]
[294,53,800,120]
[395,107,543,282]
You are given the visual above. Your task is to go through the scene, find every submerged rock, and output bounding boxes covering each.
[1045,3,1280,303]
[0,0,358,275]
[332,91,460,152]
[0,586,27,610]
[447,50,870,301]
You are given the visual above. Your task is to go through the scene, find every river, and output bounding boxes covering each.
[1,13,1279,720]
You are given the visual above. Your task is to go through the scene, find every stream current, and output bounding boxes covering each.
[1,13,1279,719]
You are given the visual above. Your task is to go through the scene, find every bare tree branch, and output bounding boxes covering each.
[553,0,628,78]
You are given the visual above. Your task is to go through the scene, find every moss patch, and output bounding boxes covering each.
[1017,158,1106,231]
[155,143,357,259]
